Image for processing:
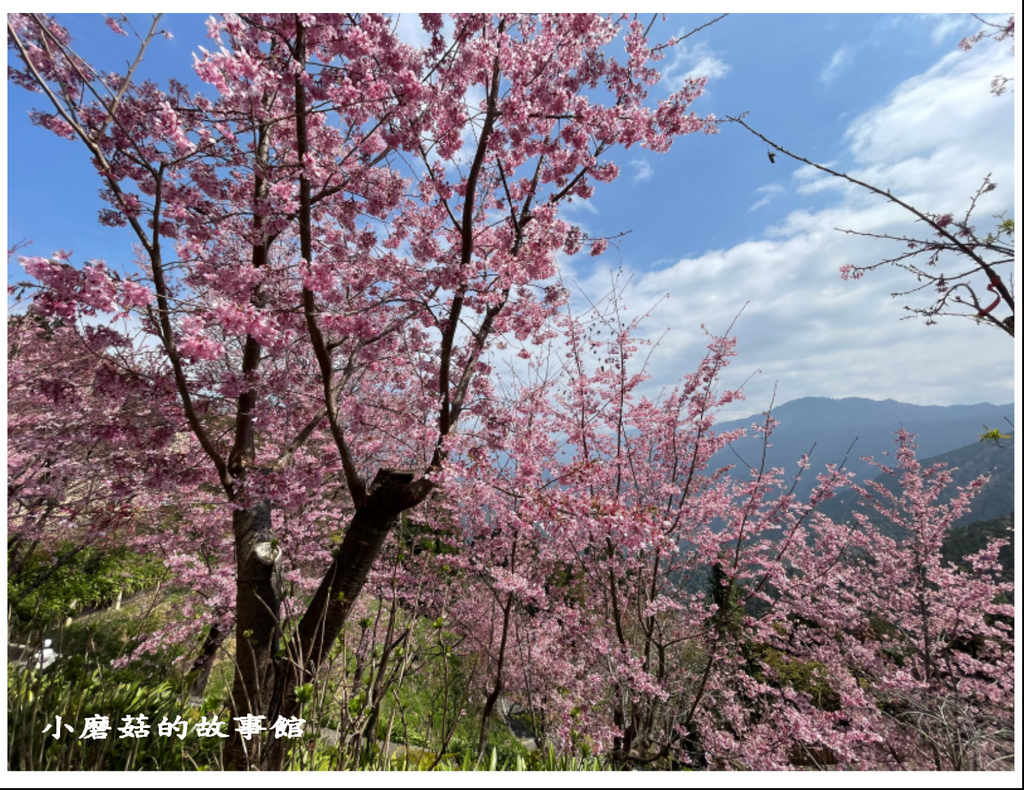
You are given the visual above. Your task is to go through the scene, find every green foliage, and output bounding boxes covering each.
[525,744,611,771]
[294,683,315,706]
[377,743,613,771]
[372,622,479,761]
[397,513,462,560]
[752,647,841,712]
[7,541,168,636]
[7,658,225,770]
[544,559,589,609]
[5,582,622,771]
[979,425,1013,444]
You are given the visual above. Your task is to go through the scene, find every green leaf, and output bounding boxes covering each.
[979,425,1012,443]
[294,682,314,705]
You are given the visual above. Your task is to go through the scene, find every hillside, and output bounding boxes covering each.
[713,397,1014,500]
[814,436,1014,531]
[943,514,1015,583]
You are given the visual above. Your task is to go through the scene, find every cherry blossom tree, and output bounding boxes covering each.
[729,117,1014,337]
[6,310,193,621]
[9,12,718,768]
[427,298,1011,769]
[824,431,1013,769]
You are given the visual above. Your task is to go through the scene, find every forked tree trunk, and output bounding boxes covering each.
[261,469,429,771]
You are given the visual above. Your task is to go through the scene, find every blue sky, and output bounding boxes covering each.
[5,11,1018,420]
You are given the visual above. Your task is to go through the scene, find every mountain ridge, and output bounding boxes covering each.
[712,396,1014,503]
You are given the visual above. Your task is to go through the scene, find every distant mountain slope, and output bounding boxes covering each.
[713,397,1014,500]
[943,514,1014,584]
[814,436,1015,531]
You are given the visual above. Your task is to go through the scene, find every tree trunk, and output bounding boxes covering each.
[186,618,229,701]
[261,469,429,770]
[225,501,282,769]
[477,592,513,761]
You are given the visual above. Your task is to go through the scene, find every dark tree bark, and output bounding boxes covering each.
[225,501,282,769]
[262,469,432,770]
[186,618,229,701]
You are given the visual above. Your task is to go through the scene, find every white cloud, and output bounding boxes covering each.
[921,13,977,45]
[569,37,1015,417]
[392,13,432,49]
[630,159,654,184]
[662,41,730,92]
[844,45,1012,172]
[750,183,784,211]
[561,197,599,218]
[820,46,852,85]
